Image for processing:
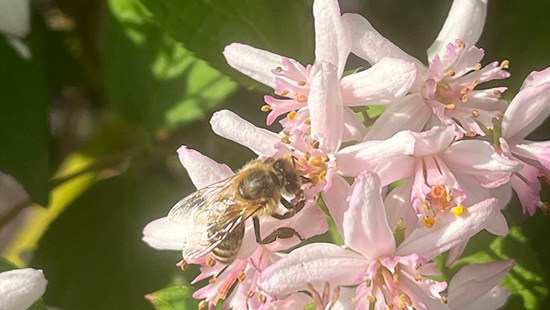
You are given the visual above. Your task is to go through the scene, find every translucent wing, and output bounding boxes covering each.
[167,176,261,261]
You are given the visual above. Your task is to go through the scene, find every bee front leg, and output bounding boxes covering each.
[272,197,305,220]
[253,217,304,244]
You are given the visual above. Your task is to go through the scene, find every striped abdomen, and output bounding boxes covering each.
[209,222,245,264]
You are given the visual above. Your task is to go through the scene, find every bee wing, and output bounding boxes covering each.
[167,176,261,261]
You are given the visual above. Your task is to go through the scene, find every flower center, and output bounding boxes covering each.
[421,184,465,228]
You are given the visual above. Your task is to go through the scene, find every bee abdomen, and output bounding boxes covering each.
[210,222,245,264]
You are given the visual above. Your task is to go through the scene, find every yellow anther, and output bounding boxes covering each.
[422,203,430,211]
[493,89,502,95]
[461,94,469,103]
[296,94,307,102]
[261,104,271,112]
[538,173,549,186]
[180,261,188,270]
[309,156,323,167]
[501,60,510,69]
[415,275,422,282]
[430,185,446,199]
[311,140,320,149]
[472,110,480,118]
[318,170,327,180]
[287,110,297,120]
[446,103,456,110]
[238,271,246,282]
[398,292,413,307]
[440,296,448,304]
[367,295,377,302]
[393,273,399,283]
[206,257,216,267]
[423,217,435,228]
[297,80,307,86]
[281,136,291,144]
[473,63,482,71]
[198,300,207,309]
[366,279,372,287]
[445,69,456,77]
[414,263,421,270]
[275,66,283,72]
[452,205,465,217]
[304,118,311,125]
[209,276,217,284]
[457,40,465,49]
[247,290,255,298]
[465,131,476,137]
[258,294,267,304]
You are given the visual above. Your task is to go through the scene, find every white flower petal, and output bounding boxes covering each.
[0,268,47,310]
[342,107,368,142]
[457,286,510,310]
[223,43,285,89]
[177,146,233,189]
[340,58,417,106]
[308,61,343,153]
[313,0,350,77]
[210,110,281,157]
[397,198,507,260]
[502,81,550,142]
[427,0,488,62]
[448,260,514,309]
[322,176,351,238]
[520,67,550,90]
[344,172,396,259]
[363,93,432,141]
[258,243,366,296]
[142,217,189,251]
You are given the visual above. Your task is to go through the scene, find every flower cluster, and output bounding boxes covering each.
[143,0,549,309]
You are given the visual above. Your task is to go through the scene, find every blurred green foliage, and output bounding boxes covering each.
[0,0,549,309]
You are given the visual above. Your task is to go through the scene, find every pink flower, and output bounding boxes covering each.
[498,67,550,215]
[258,172,509,310]
[143,146,328,309]
[223,0,416,141]
[343,0,510,140]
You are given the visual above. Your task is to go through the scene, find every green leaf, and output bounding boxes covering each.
[449,227,548,310]
[137,0,314,89]
[146,286,198,310]
[104,0,237,130]
[30,169,185,309]
[0,28,50,205]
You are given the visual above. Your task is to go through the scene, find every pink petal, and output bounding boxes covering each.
[344,172,396,259]
[397,198,508,261]
[410,126,457,157]
[427,0,488,62]
[342,107,367,142]
[363,93,432,141]
[322,176,351,238]
[520,67,550,90]
[210,110,281,157]
[514,140,550,171]
[313,0,350,77]
[223,43,285,89]
[340,58,417,106]
[142,217,189,251]
[0,268,47,310]
[448,260,514,310]
[177,146,233,189]
[385,179,418,235]
[308,61,343,153]
[258,243,366,296]
[502,81,550,141]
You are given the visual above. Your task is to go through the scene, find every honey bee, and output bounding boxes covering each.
[168,156,305,265]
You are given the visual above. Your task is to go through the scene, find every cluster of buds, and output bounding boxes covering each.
[144,0,549,309]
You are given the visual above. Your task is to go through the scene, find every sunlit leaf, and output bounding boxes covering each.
[146,286,198,310]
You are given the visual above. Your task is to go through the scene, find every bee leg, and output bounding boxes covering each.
[273,198,305,220]
[253,217,304,244]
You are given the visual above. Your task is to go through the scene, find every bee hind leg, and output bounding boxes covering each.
[253,217,304,244]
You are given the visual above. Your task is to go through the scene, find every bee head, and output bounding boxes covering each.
[273,157,301,194]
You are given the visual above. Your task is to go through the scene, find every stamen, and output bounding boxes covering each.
[281,136,291,144]
[309,156,323,167]
[209,276,217,284]
[261,104,271,112]
[415,275,422,282]
[318,170,327,180]
[445,69,456,77]
[258,294,267,304]
[472,110,480,118]
[297,80,307,86]
[452,205,465,217]
[280,90,289,97]
[540,202,550,215]
[423,217,435,228]
[198,300,207,309]
[440,296,448,304]
[311,140,320,149]
[206,257,216,267]
[367,295,377,303]
[422,203,430,211]
[397,292,413,308]
[457,40,465,49]
[413,263,421,270]
[430,185,446,199]
[304,119,311,125]
[445,103,456,110]
[393,273,399,283]
[288,110,297,120]
[385,304,395,310]
[366,279,372,287]
[465,131,476,137]
[247,290,255,298]
[493,89,502,95]
[296,94,307,102]
[461,95,469,103]
[275,66,283,73]
[501,60,510,69]
[180,261,188,271]
[238,271,246,282]
[473,63,482,71]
